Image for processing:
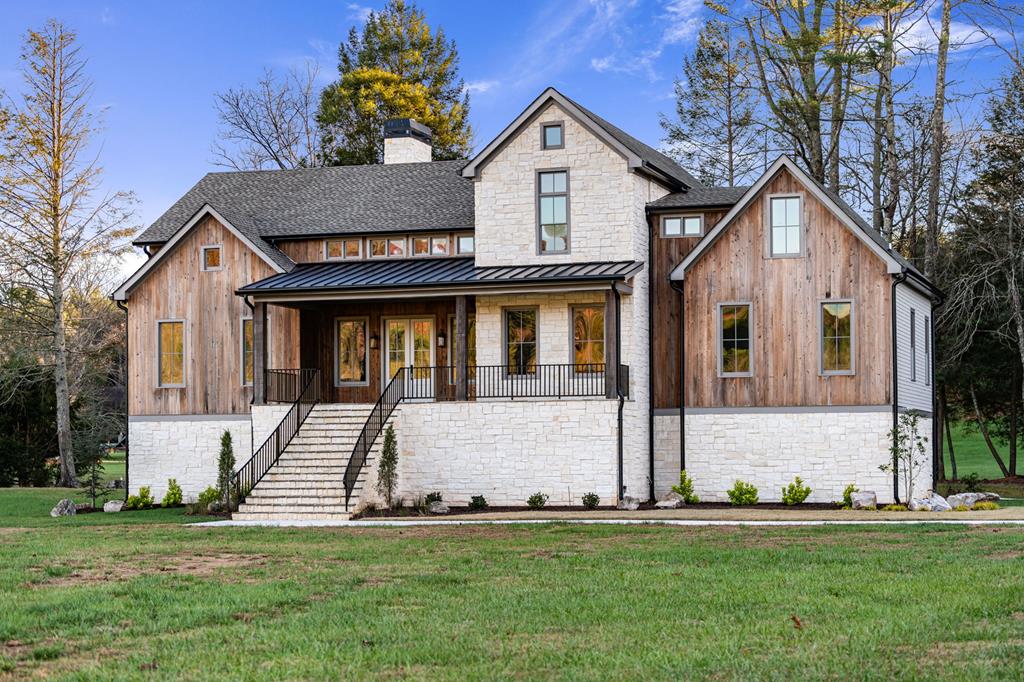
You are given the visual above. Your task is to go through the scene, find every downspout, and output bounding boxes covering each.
[891,270,909,503]
[670,278,686,474]
[116,300,129,502]
[647,217,655,502]
[927,284,945,492]
[243,295,255,462]
[614,283,625,501]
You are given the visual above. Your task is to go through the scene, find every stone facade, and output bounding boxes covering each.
[383,136,432,164]
[653,410,933,504]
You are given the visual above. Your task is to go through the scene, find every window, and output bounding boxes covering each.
[821,301,854,374]
[413,237,430,256]
[718,304,751,376]
[326,238,361,260]
[447,314,477,384]
[505,308,537,375]
[336,318,368,385]
[542,122,563,150]
[201,245,222,271]
[925,317,931,386]
[572,305,605,373]
[388,238,405,257]
[769,196,801,256]
[663,215,703,237]
[431,236,449,255]
[457,234,475,254]
[537,170,569,253]
[241,318,254,386]
[910,309,917,382]
[158,320,185,387]
[369,237,406,258]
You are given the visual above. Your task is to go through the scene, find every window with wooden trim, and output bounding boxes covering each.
[369,237,406,258]
[326,238,361,260]
[821,301,854,374]
[769,196,801,256]
[571,305,604,373]
[241,318,254,386]
[456,234,475,254]
[158,320,185,387]
[201,245,222,271]
[504,308,537,375]
[336,318,368,385]
[537,170,569,253]
[718,304,751,376]
[662,215,703,237]
[910,308,917,382]
[412,235,450,257]
[542,122,563,149]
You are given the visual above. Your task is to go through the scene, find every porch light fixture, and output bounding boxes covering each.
[437,331,446,348]
[369,333,379,350]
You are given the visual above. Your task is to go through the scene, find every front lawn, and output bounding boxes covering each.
[1,489,1022,679]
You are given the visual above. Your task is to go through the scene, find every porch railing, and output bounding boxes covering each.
[232,368,321,508]
[265,368,319,403]
[344,367,406,509]
[402,363,627,400]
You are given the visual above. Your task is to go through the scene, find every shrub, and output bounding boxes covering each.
[726,480,758,506]
[842,484,859,509]
[581,492,600,510]
[162,479,183,507]
[425,491,443,504]
[671,470,700,505]
[217,431,235,509]
[124,486,154,511]
[961,472,981,493]
[880,503,907,512]
[973,501,1000,511]
[526,492,548,509]
[376,425,399,508]
[953,505,970,512]
[781,477,812,506]
[468,495,488,510]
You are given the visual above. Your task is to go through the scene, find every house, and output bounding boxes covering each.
[112,88,940,519]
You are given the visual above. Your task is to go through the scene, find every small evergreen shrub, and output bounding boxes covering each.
[727,480,758,506]
[425,491,443,504]
[880,503,907,512]
[581,492,600,510]
[961,472,981,493]
[973,501,1000,511]
[124,486,154,510]
[953,504,970,512]
[526,492,548,509]
[376,425,399,508]
[162,479,183,507]
[842,484,859,509]
[468,495,488,510]
[671,470,700,504]
[781,477,812,506]
[217,431,235,508]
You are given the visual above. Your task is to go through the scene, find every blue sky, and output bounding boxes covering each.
[0,0,1013,255]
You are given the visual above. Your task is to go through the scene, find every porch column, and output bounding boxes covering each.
[253,301,267,405]
[455,295,468,401]
[605,288,620,399]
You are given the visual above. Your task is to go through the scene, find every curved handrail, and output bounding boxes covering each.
[344,368,406,509]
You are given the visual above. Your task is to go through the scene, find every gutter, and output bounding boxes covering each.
[243,296,255,458]
[613,284,625,502]
[891,270,909,503]
[116,300,130,501]
[647,216,655,502]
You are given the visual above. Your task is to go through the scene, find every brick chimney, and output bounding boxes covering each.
[383,119,433,164]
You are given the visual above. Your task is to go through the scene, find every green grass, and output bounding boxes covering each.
[0,488,215,528]
[945,422,1017,480]
[1,489,1023,679]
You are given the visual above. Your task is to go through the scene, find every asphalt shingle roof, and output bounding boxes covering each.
[647,186,750,209]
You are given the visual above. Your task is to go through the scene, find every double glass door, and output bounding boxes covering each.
[384,318,434,397]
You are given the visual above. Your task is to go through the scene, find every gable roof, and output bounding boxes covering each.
[647,186,750,210]
[669,156,929,285]
[461,87,701,190]
[134,159,474,245]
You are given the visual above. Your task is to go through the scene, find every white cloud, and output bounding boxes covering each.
[347,3,373,23]
[100,6,115,25]
[661,0,703,45]
[466,80,499,94]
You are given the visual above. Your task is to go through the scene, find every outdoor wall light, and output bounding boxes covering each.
[369,333,379,350]
[437,331,446,348]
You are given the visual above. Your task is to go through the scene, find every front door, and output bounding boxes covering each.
[383,318,435,397]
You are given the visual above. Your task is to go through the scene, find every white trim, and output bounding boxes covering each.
[661,214,704,238]
[200,244,223,271]
[765,194,804,257]
[113,204,285,300]
[156,319,186,388]
[381,317,436,391]
[670,156,903,281]
[324,237,363,261]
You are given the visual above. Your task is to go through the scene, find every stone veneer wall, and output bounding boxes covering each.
[653,410,932,505]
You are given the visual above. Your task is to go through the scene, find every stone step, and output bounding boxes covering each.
[236,501,352,514]
[250,480,362,493]
[233,511,352,521]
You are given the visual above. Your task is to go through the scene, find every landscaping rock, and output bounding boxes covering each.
[908,496,931,512]
[850,491,877,510]
[927,492,952,512]
[103,499,124,513]
[947,492,1001,509]
[75,503,92,512]
[617,495,641,511]
[427,501,449,514]
[50,499,76,517]
[655,492,684,509]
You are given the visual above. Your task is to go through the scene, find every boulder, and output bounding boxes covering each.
[617,495,641,511]
[908,496,931,512]
[50,499,76,517]
[655,492,684,509]
[850,491,877,510]
[103,499,124,513]
[947,492,1001,509]
[927,491,952,512]
[427,501,449,514]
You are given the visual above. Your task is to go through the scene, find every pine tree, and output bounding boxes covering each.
[317,0,471,165]
[376,424,399,508]
[217,430,235,508]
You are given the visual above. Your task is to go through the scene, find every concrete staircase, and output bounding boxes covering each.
[233,404,375,521]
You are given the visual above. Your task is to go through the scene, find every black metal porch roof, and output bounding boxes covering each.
[237,257,643,296]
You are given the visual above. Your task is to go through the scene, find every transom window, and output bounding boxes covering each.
[663,215,703,237]
[241,318,254,386]
[505,308,537,375]
[821,301,854,374]
[158,320,185,387]
[201,245,222,271]
[336,318,368,385]
[413,235,449,256]
[369,237,406,258]
[572,305,605,373]
[769,196,802,256]
[538,170,569,254]
[719,304,751,376]
[542,123,563,150]
[456,234,475,254]
[326,238,361,260]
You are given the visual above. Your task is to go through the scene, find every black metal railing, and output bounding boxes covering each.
[343,367,407,509]
[403,363,621,400]
[232,368,321,507]
[265,368,319,403]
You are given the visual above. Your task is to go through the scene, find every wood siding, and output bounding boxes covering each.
[126,215,299,416]
[276,231,472,265]
[679,169,892,408]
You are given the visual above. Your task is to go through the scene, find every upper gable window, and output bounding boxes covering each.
[412,235,450,257]
[538,170,569,254]
[326,238,361,260]
[456,233,475,254]
[201,245,222,271]
[370,237,406,258]
[542,123,563,150]
[769,196,802,256]
[663,215,703,238]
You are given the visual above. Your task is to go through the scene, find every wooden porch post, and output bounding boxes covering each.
[455,295,468,401]
[605,288,620,399]
[253,301,267,405]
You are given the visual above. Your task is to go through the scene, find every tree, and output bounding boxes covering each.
[376,424,398,508]
[0,21,135,487]
[881,411,929,502]
[661,19,765,186]
[925,0,954,279]
[212,64,326,170]
[317,0,471,165]
[218,430,235,508]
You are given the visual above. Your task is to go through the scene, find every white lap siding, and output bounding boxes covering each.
[894,284,934,414]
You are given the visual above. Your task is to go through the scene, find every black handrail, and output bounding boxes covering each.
[344,368,406,509]
[232,368,321,508]
[266,368,318,403]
